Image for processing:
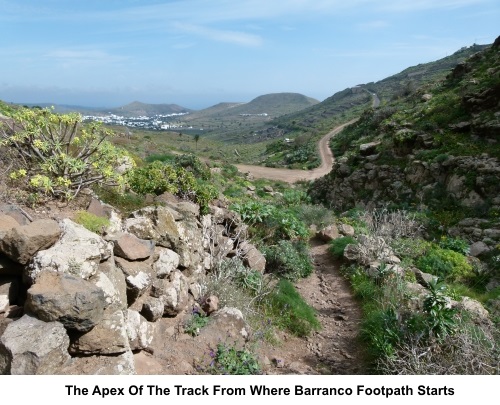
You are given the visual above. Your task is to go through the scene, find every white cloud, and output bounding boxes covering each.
[171,23,263,47]
[44,49,128,67]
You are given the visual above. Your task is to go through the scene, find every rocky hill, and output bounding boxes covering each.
[310,37,500,250]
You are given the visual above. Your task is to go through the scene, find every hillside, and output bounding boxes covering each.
[1,37,499,377]
[110,101,192,116]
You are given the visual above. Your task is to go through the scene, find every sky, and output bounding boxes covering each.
[0,0,498,110]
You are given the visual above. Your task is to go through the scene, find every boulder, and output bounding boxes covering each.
[151,270,189,316]
[413,268,438,288]
[0,219,61,265]
[359,141,381,155]
[153,248,180,278]
[125,206,180,249]
[198,307,249,345]
[69,308,130,355]
[238,241,266,273]
[112,233,155,261]
[0,314,71,375]
[126,310,155,351]
[27,219,112,283]
[338,223,355,237]
[175,218,205,273]
[456,297,490,325]
[26,271,106,332]
[113,256,154,302]
[125,272,152,304]
[317,224,340,242]
[141,297,164,322]
[95,256,127,311]
[469,241,490,257]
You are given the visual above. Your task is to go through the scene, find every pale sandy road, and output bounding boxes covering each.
[235,118,358,183]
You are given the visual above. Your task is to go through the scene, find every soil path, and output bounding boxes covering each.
[256,239,366,374]
[235,119,357,183]
[134,239,367,375]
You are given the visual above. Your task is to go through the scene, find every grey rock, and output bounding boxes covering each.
[469,241,490,257]
[96,256,127,311]
[359,141,381,155]
[238,241,266,273]
[317,224,340,242]
[338,223,355,237]
[27,219,112,283]
[202,295,219,315]
[0,277,19,310]
[141,297,164,322]
[153,248,180,278]
[0,314,70,375]
[0,204,30,226]
[0,214,19,235]
[26,271,106,332]
[151,270,189,316]
[126,310,155,351]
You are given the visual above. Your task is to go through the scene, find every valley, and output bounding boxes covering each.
[0,37,499,377]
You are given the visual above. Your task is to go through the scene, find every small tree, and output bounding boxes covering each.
[0,107,133,200]
[194,134,200,150]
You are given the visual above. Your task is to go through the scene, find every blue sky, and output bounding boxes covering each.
[0,0,498,109]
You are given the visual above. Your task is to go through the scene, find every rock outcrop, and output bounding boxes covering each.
[0,195,263,375]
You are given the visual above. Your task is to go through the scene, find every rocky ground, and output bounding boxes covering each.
[133,239,366,375]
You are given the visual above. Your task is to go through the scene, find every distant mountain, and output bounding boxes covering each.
[186,93,319,122]
[109,101,192,116]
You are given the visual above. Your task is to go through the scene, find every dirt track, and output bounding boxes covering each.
[235,119,357,183]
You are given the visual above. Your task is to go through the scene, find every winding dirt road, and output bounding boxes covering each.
[235,119,357,183]
[234,92,379,183]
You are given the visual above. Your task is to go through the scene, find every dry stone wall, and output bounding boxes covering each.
[0,194,265,374]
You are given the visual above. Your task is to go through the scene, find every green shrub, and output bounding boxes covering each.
[145,153,175,163]
[288,204,335,228]
[262,240,313,281]
[1,107,133,200]
[184,311,210,337]
[391,238,431,259]
[422,281,458,339]
[127,161,218,214]
[438,236,470,256]
[329,236,357,259]
[206,343,261,375]
[127,160,193,195]
[361,307,401,358]
[94,186,145,215]
[281,189,311,206]
[73,211,110,234]
[173,153,211,180]
[416,247,473,282]
[266,279,320,337]
[231,201,309,241]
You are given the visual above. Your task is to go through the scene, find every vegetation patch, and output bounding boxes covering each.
[73,211,110,234]
[266,279,321,337]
